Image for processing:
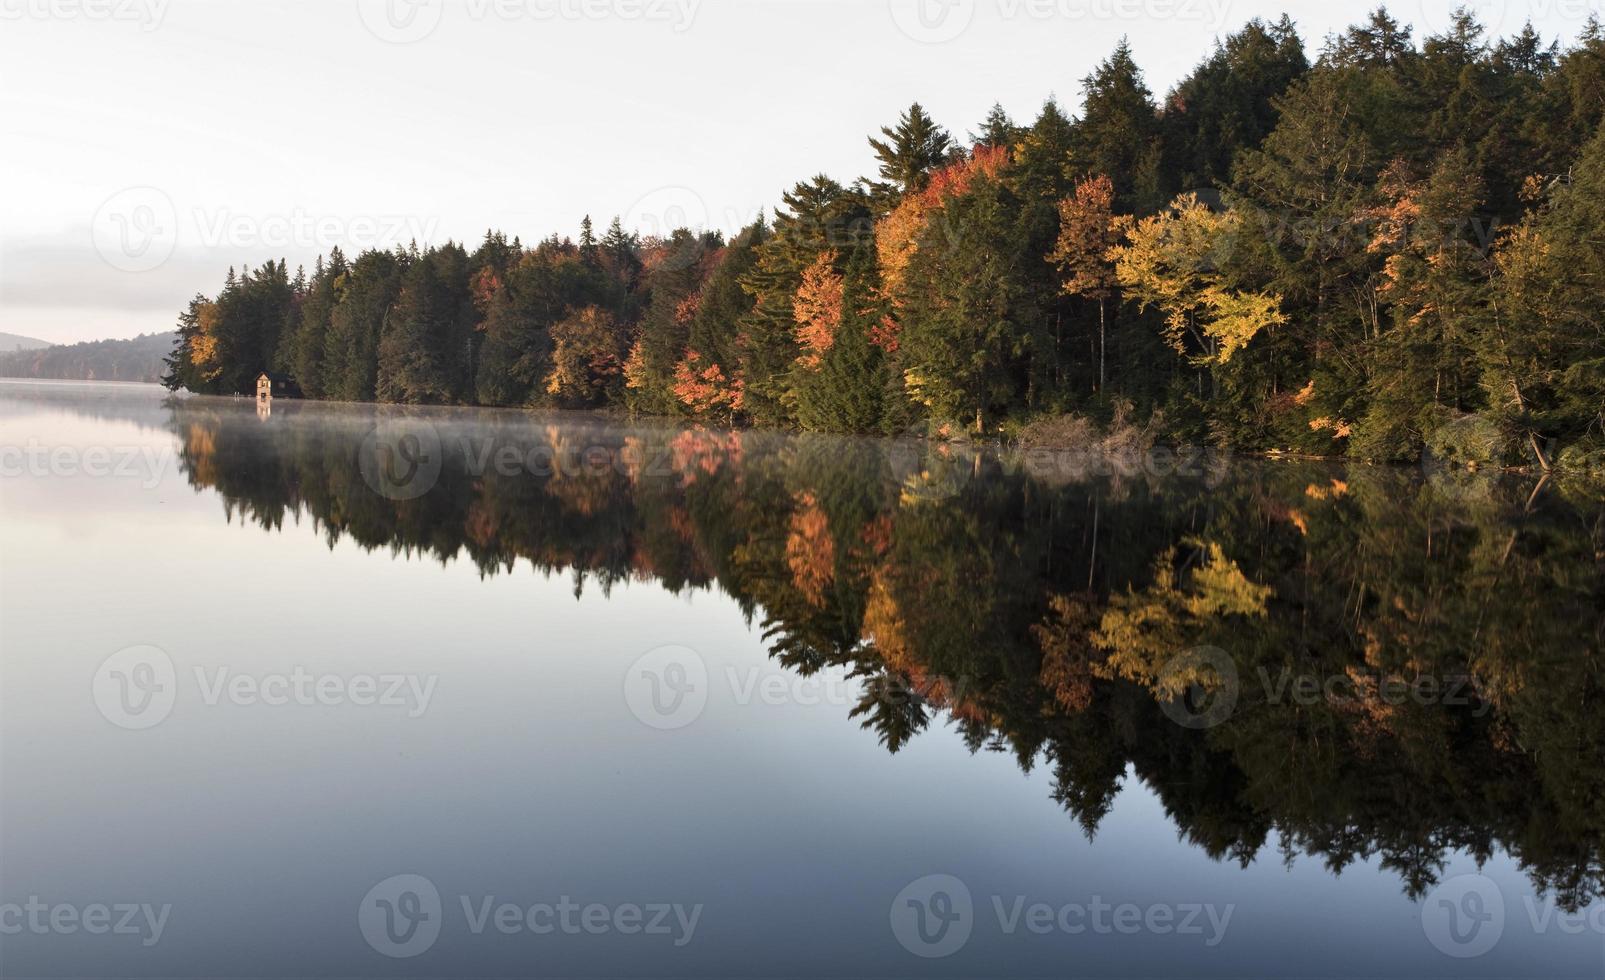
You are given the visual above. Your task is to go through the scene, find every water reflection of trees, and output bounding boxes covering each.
[173,398,1605,912]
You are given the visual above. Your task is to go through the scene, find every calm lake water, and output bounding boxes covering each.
[2,379,1602,978]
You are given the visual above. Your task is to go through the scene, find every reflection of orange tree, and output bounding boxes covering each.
[164,397,1605,908]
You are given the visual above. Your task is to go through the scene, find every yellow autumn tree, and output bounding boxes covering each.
[188,300,225,384]
[1111,194,1286,365]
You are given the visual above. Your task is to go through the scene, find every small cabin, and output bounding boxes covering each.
[256,372,300,401]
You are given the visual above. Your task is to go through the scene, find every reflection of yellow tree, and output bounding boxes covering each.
[184,423,218,487]
[1093,541,1272,696]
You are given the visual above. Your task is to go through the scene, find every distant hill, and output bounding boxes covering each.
[0,331,51,352]
[0,332,175,384]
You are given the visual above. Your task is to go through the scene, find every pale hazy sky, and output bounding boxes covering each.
[1,0,1596,344]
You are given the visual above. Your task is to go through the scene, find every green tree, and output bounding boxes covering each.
[1160,16,1308,195]
[377,243,476,404]
[324,248,406,402]
[867,103,955,212]
[1069,38,1164,213]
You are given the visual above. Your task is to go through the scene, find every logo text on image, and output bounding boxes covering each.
[891,874,1234,958]
[92,187,178,273]
[93,646,439,730]
[356,0,701,43]
[0,899,171,946]
[0,441,170,488]
[624,645,708,730]
[0,0,169,30]
[1422,875,1505,958]
[359,874,703,958]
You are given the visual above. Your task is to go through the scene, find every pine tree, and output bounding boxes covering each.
[160,293,211,391]
[898,162,1036,429]
[377,243,475,404]
[1070,39,1163,213]
[740,177,871,424]
[1231,67,1377,423]
[1487,122,1605,465]
[1013,99,1076,201]
[579,214,599,264]
[1354,150,1491,458]
[1160,16,1308,194]
[324,248,406,402]
[285,249,345,399]
[970,103,1018,149]
[867,103,955,212]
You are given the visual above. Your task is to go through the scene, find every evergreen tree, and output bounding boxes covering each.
[377,243,476,404]
[160,293,211,392]
[867,103,956,212]
[283,249,345,399]
[970,103,1019,149]
[1160,16,1308,195]
[1069,38,1164,213]
[324,248,406,402]
[740,177,872,424]
[1488,121,1605,466]
[1354,150,1491,459]
[898,166,1036,429]
[1013,99,1076,201]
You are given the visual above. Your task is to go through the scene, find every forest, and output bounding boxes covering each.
[161,8,1605,470]
[0,332,174,384]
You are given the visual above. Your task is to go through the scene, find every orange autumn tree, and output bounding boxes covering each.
[792,251,845,370]
[672,349,744,420]
[874,144,1009,350]
[1049,174,1132,391]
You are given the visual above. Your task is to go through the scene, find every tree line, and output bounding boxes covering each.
[3,332,174,384]
[162,8,1605,468]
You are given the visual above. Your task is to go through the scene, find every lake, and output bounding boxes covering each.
[1,379,1602,978]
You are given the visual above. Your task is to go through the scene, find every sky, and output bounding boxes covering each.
[1,0,1598,345]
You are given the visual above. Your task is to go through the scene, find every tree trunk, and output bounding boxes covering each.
[1098,298,1106,393]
